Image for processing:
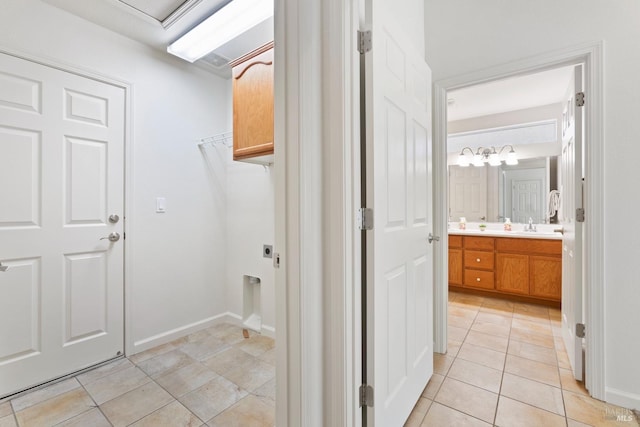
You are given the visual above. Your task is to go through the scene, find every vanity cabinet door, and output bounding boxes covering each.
[495,253,529,295]
[448,248,463,285]
[529,255,562,299]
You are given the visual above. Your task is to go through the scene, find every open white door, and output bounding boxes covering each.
[560,64,584,381]
[362,3,433,425]
[0,53,125,397]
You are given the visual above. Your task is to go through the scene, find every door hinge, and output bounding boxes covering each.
[576,207,585,223]
[357,208,374,230]
[576,92,585,107]
[357,30,372,54]
[576,323,586,338]
[359,384,374,407]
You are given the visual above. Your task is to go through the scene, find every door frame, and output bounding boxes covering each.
[275,0,360,425]
[0,46,134,361]
[433,41,605,399]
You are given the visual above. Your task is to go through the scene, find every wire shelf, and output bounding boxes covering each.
[198,131,233,148]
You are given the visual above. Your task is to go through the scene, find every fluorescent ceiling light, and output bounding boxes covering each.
[167,0,273,63]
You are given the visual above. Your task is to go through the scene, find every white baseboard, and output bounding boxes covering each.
[131,312,237,354]
[130,312,276,355]
[605,387,640,411]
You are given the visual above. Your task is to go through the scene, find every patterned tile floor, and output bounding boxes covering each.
[405,291,639,427]
[0,323,275,427]
[2,294,638,426]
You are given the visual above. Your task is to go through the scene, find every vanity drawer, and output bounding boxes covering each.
[464,236,495,251]
[496,238,561,255]
[464,250,494,270]
[464,269,494,290]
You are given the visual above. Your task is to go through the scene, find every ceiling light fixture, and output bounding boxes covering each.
[457,145,518,167]
[167,0,273,63]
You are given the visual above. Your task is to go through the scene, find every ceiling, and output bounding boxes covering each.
[447,66,574,122]
[42,0,273,76]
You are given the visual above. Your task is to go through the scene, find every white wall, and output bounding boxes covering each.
[225,159,276,335]
[0,0,231,352]
[426,0,640,408]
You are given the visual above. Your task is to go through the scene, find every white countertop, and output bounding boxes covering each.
[448,226,562,240]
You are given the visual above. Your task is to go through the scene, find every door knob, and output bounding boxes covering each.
[0,262,8,272]
[100,232,121,242]
[428,233,440,244]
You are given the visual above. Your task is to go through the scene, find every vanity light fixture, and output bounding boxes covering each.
[167,0,273,63]
[457,145,518,167]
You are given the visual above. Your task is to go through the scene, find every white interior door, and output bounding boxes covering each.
[448,165,487,222]
[0,53,125,397]
[505,168,546,224]
[560,64,584,381]
[363,6,433,426]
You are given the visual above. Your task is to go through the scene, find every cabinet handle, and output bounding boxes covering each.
[476,258,481,262]
[476,277,481,282]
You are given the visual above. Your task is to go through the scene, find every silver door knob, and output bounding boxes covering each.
[428,233,440,244]
[109,214,120,224]
[100,232,121,242]
[0,262,8,272]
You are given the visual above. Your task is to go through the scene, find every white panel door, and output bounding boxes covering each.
[505,168,546,224]
[0,53,125,397]
[363,6,433,426]
[561,65,584,381]
[448,165,487,222]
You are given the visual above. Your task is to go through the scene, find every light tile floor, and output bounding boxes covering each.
[2,295,638,427]
[0,323,275,427]
[405,291,640,427]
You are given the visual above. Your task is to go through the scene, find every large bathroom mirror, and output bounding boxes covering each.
[448,156,559,224]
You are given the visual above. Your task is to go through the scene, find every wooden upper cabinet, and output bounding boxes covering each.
[230,42,274,162]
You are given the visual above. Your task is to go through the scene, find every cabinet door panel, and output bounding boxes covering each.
[231,43,274,160]
[530,256,562,300]
[448,249,463,285]
[496,253,529,295]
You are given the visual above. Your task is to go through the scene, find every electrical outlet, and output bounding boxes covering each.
[263,245,273,258]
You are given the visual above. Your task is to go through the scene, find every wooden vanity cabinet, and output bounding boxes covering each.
[495,238,562,302]
[448,234,562,304]
[448,235,463,286]
[230,42,274,162]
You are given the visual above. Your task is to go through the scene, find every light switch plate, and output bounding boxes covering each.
[156,197,166,213]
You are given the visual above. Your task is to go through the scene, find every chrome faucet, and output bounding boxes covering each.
[524,217,537,232]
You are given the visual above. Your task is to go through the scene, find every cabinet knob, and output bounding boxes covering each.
[476,277,481,282]
[476,258,481,262]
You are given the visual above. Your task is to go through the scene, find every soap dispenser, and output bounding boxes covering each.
[504,217,512,231]
[459,217,466,230]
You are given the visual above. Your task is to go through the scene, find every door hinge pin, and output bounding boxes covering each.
[576,323,586,338]
[576,92,585,107]
[357,208,374,230]
[357,30,372,54]
[576,207,585,223]
[359,384,374,407]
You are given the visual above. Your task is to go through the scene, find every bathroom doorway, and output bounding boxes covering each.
[433,44,605,398]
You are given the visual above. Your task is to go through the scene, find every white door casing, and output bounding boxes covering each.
[448,165,487,222]
[561,64,584,381]
[362,5,434,425]
[0,52,125,397]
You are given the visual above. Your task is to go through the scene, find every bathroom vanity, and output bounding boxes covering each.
[448,229,562,306]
